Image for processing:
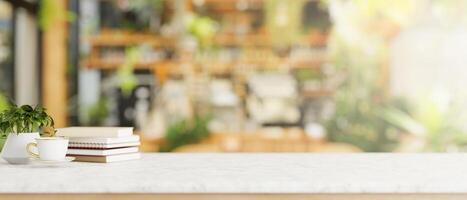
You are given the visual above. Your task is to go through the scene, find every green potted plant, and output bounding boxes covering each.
[0,105,55,164]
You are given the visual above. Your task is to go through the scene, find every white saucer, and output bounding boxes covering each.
[30,156,75,164]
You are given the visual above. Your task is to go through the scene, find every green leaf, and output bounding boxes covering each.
[0,104,55,134]
[21,105,33,112]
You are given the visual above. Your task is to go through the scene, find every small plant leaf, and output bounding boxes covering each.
[0,104,55,135]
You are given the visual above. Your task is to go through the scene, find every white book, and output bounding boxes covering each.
[68,135,140,144]
[56,127,133,138]
[67,147,139,156]
[68,142,140,149]
[73,153,141,163]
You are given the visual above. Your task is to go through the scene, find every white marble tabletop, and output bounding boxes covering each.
[1,153,467,194]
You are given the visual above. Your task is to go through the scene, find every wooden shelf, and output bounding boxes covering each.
[86,30,175,47]
[213,33,327,47]
[86,30,326,49]
[192,0,264,13]
[82,30,331,98]
[83,57,326,71]
[213,34,270,46]
[84,59,176,70]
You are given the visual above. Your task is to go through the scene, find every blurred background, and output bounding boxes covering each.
[2,0,467,152]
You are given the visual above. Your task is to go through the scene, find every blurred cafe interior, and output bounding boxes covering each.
[2,0,467,153]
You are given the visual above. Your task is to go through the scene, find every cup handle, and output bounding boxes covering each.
[26,143,39,158]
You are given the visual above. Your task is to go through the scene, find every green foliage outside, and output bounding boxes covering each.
[393,98,467,152]
[325,0,467,152]
[324,0,415,151]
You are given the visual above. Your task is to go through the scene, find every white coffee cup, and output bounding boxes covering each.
[26,137,69,161]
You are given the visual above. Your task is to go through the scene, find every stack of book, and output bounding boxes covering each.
[56,127,141,163]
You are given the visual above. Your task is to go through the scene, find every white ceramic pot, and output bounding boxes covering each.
[1,132,40,164]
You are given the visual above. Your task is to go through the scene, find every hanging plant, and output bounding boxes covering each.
[186,15,218,49]
[117,47,140,96]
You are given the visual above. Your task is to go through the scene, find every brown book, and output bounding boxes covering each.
[73,153,141,163]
